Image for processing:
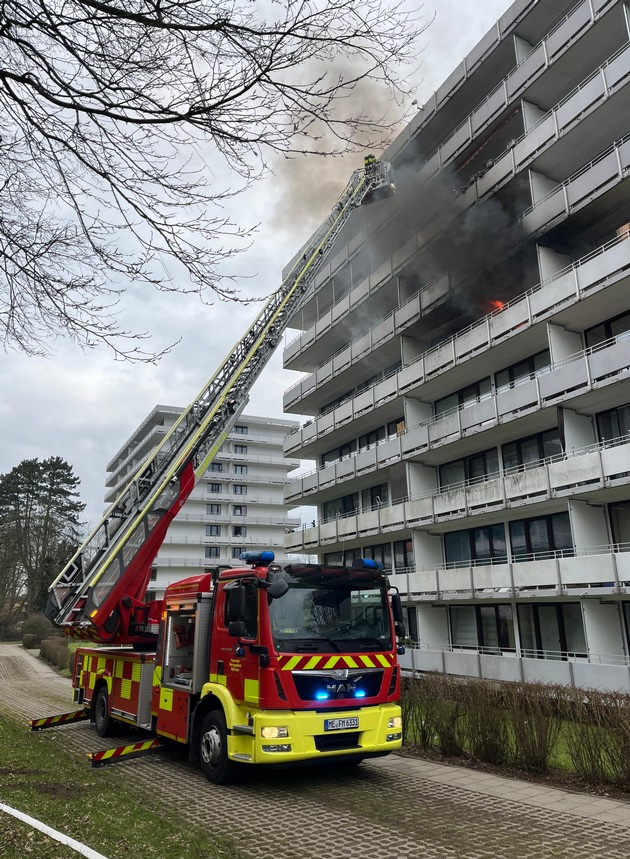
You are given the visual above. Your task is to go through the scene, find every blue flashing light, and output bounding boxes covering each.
[239,550,275,565]
[315,691,330,701]
[352,558,384,571]
[354,690,367,698]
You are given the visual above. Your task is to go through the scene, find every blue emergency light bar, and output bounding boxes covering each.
[351,558,384,571]
[239,550,275,565]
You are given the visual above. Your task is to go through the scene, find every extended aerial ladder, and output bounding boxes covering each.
[45,160,394,646]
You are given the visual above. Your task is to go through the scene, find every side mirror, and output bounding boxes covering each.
[226,585,246,622]
[228,620,247,638]
[395,622,406,639]
[267,579,289,599]
[390,592,404,624]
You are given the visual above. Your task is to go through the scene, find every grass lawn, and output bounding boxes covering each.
[0,713,249,859]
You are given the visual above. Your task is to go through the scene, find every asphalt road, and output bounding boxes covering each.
[2,642,630,859]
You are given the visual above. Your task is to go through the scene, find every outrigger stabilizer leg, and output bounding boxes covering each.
[30,710,90,731]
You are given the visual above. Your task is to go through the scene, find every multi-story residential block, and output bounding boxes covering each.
[106,407,300,597]
[282,0,630,691]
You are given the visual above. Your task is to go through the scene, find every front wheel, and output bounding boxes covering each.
[198,710,239,785]
[93,686,112,737]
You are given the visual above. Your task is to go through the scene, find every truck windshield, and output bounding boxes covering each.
[269,583,392,652]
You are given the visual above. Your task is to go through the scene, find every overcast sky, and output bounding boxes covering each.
[0,0,511,530]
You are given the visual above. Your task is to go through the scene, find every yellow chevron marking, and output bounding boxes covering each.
[360,655,376,667]
[376,654,390,667]
[323,656,341,669]
[282,656,301,671]
[304,656,321,670]
[343,656,358,668]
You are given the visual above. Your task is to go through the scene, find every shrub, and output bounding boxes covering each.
[504,682,561,774]
[22,613,56,646]
[459,679,510,765]
[40,636,70,671]
[22,633,38,649]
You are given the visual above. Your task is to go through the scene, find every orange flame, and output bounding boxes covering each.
[487,299,504,311]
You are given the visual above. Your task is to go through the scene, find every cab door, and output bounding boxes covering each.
[212,580,261,708]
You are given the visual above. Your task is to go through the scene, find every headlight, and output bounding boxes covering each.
[388,716,402,729]
[261,726,289,739]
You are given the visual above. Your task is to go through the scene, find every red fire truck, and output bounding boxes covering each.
[38,160,403,783]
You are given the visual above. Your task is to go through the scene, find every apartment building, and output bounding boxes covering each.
[106,407,301,597]
[282,0,630,691]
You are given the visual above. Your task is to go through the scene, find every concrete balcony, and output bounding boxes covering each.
[284,234,630,455]
[522,127,630,237]
[284,339,630,506]
[284,436,630,548]
[398,644,630,693]
[389,545,630,600]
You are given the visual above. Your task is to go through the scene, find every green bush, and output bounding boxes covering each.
[22,612,56,646]
[40,636,70,671]
[22,633,38,649]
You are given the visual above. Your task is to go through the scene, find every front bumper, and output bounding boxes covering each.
[228,703,402,765]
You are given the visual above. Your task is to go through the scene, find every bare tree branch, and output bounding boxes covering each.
[0,0,429,360]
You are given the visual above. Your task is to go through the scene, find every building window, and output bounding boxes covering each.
[495,349,551,391]
[232,547,246,559]
[321,440,356,467]
[234,444,248,454]
[206,503,221,515]
[233,505,247,516]
[596,403,630,443]
[323,492,359,519]
[585,309,630,349]
[517,603,586,659]
[502,429,562,472]
[207,483,221,494]
[206,525,221,537]
[233,484,247,495]
[232,525,247,537]
[359,426,385,450]
[361,484,388,509]
[509,512,572,560]
[363,543,391,568]
[434,377,491,419]
[608,502,630,546]
[149,568,157,582]
[387,417,406,438]
[210,462,224,472]
[449,605,515,652]
[394,539,413,571]
[234,464,248,475]
[439,448,499,489]
[444,524,507,567]
[234,425,248,435]
[205,547,220,559]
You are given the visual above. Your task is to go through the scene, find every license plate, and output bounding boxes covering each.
[324,717,359,731]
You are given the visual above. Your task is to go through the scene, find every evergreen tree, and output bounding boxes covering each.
[0,457,85,616]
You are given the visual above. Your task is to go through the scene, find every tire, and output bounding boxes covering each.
[94,686,112,737]
[198,710,238,785]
